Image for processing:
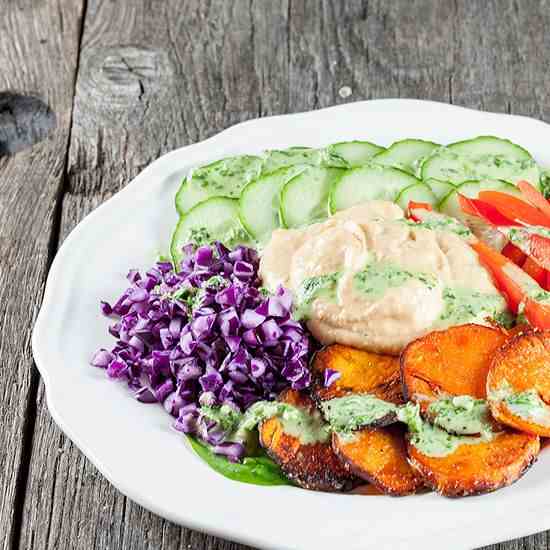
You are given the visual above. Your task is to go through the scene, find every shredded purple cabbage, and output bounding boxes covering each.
[91,242,313,461]
[323,368,341,388]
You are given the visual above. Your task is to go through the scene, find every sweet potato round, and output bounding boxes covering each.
[311,344,403,405]
[401,324,507,409]
[487,330,550,437]
[333,424,424,496]
[407,430,539,497]
[259,388,356,492]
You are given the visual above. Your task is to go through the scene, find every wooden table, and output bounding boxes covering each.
[2,1,550,548]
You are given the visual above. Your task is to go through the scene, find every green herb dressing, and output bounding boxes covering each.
[437,287,511,327]
[294,272,340,320]
[540,168,550,199]
[319,394,497,457]
[201,401,331,446]
[489,380,550,427]
[427,395,493,436]
[430,148,538,184]
[397,402,495,457]
[321,394,398,434]
[403,212,473,238]
[353,262,437,298]
[203,392,501,459]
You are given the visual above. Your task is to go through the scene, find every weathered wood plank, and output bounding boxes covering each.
[20,1,260,549]
[19,0,550,549]
[0,1,85,549]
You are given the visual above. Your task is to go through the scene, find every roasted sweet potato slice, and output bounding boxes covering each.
[487,330,550,436]
[407,430,539,497]
[333,424,424,496]
[258,388,356,492]
[501,323,531,339]
[401,324,507,409]
[311,344,403,405]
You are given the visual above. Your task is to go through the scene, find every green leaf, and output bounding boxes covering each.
[187,436,292,486]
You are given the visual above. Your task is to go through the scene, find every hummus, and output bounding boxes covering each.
[260,201,508,355]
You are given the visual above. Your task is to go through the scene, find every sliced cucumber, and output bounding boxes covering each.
[280,166,344,228]
[239,165,304,244]
[373,139,440,175]
[440,179,520,221]
[325,140,384,168]
[424,178,456,203]
[421,136,540,188]
[329,165,420,214]
[175,155,263,215]
[395,183,437,210]
[261,147,325,174]
[170,197,250,267]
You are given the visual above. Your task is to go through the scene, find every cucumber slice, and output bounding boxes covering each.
[395,183,437,210]
[175,155,263,215]
[326,140,384,168]
[261,147,324,174]
[373,139,440,175]
[424,178,456,203]
[280,166,344,228]
[440,179,520,221]
[170,197,250,267]
[421,136,540,188]
[239,165,304,244]
[329,165,420,214]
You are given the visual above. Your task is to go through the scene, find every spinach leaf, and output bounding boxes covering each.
[187,436,292,486]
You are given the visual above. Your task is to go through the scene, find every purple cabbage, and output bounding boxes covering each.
[323,368,341,388]
[91,242,313,461]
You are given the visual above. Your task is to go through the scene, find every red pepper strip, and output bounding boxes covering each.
[522,256,546,286]
[517,180,550,220]
[478,191,550,228]
[501,242,527,266]
[524,298,550,330]
[528,233,550,271]
[470,240,525,313]
[546,271,550,292]
[458,194,518,226]
[407,201,432,222]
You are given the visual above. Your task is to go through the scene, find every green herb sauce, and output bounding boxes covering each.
[403,212,472,238]
[320,394,497,457]
[294,272,340,320]
[353,262,437,299]
[201,401,331,446]
[321,394,398,434]
[437,287,510,327]
[489,380,550,427]
[427,395,493,436]
[397,402,495,457]
[188,227,212,246]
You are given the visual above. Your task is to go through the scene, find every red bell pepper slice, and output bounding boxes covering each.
[471,239,550,329]
[517,180,550,220]
[470,240,525,313]
[528,233,550,271]
[458,194,517,226]
[501,242,527,266]
[478,191,550,228]
[524,298,550,330]
[407,201,432,222]
[522,256,546,286]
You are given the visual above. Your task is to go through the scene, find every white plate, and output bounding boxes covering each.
[33,99,550,550]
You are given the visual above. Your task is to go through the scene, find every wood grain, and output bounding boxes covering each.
[7,0,550,549]
[19,1,260,549]
[0,1,85,549]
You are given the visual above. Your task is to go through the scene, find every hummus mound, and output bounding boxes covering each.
[259,201,504,355]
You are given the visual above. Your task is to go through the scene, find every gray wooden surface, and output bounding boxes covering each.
[1,0,550,548]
